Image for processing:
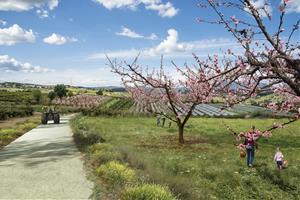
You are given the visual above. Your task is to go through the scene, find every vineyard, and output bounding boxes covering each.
[84,97,134,116]
[0,102,34,120]
[51,94,280,118]
[0,89,281,119]
[0,90,36,104]
[0,90,35,120]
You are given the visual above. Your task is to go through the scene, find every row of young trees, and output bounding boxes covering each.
[109,0,300,144]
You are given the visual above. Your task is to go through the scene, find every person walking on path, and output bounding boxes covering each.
[243,126,259,167]
[274,147,284,170]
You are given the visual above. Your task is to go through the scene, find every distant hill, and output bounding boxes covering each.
[0,82,126,92]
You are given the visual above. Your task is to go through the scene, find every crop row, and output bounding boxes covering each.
[0,103,34,120]
[84,97,134,116]
[0,90,36,104]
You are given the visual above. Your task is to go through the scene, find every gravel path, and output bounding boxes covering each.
[0,115,93,199]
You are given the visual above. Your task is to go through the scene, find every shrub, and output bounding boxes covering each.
[18,123,37,132]
[121,184,177,200]
[89,143,122,165]
[96,161,136,186]
[0,129,17,136]
[96,89,103,96]
[73,130,104,147]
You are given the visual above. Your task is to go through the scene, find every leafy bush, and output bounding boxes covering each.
[96,161,136,186]
[121,184,177,200]
[89,143,122,165]
[17,123,37,132]
[73,130,104,147]
[96,89,103,95]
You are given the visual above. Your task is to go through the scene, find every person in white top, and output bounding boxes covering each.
[274,147,284,170]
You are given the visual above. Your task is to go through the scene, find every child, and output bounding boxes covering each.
[274,147,284,170]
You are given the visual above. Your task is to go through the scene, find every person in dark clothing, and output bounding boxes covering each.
[161,113,166,127]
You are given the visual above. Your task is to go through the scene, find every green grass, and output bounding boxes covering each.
[71,116,300,200]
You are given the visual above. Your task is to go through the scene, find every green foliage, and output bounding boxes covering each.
[88,143,122,166]
[95,161,136,186]
[0,102,33,120]
[0,90,35,103]
[96,89,103,96]
[54,84,68,98]
[74,130,104,147]
[32,89,42,104]
[121,184,177,200]
[67,90,74,97]
[70,116,105,149]
[48,91,56,101]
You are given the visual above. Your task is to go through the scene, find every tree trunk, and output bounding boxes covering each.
[178,124,184,144]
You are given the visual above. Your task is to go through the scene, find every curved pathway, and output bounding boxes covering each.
[0,115,93,199]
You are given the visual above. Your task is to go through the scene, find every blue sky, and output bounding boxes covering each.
[0,0,299,86]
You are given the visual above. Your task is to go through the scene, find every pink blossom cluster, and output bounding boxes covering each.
[237,129,272,150]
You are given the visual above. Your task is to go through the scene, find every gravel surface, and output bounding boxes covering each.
[0,115,93,199]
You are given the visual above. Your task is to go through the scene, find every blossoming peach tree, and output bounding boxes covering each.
[198,0,300,146]
[108,55,226,143]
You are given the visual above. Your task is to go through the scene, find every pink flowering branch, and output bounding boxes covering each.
[108,55,224,143]
[197,0,300,117]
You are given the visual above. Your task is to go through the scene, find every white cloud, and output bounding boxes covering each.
[47,0,58,10]
[0,55,52,73]
[0,24,36,46]
[245,0,272,18]
[147,29,182,55]
[93,0,137,10]
[36,9,49,18]
[285,0,300,13]
[115,26,158,40]
[89,29,237,60]
[0,0,59,11]
[93,0,178,18]
[0,19,7,26]
[43,33,78,45]
[145,2,178,18]
[148,33,158,40]
[116,26,143,38]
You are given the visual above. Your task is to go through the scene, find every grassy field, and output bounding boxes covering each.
[71,116,300,200]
